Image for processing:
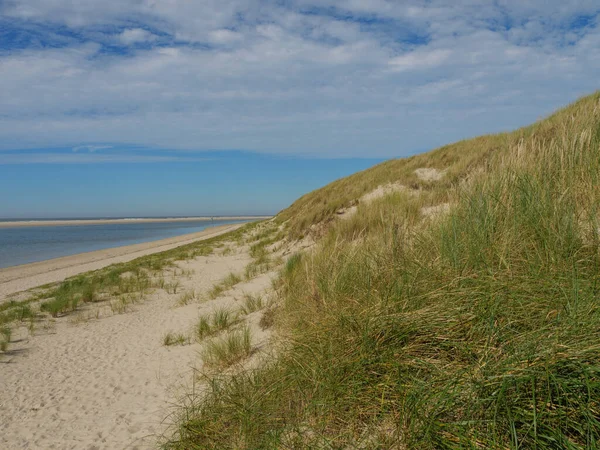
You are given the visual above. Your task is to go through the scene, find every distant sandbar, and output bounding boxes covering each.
[0,216,271,228]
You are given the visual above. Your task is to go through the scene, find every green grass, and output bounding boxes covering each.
[40,293,79,317]
[177,290,197,306]
[208,272,242,299]
[163,332,189,346]
[239,293,264,315]
[165,280,181,294]
[201,326,253,369]
[0,299,37,326]
[195,307,238,341]
[0,326,11,352]
[166,92,600,449]
[244,226,285,279]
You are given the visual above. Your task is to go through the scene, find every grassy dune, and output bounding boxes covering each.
[167,92,600,448]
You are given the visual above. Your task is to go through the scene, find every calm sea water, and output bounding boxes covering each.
[0,219,247,269]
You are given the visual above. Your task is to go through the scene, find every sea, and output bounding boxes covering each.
[0,218,248,269]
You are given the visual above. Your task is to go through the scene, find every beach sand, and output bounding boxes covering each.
[0,223,246,303]
[0,226,278,449]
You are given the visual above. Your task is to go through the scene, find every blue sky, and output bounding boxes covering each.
[1,1,599,217]
[0,151,381,218]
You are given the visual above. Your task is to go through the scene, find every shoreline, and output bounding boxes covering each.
[0,222,277,449]
[0,222,248,302]
[0,216,271,228]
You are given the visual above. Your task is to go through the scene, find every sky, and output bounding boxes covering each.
[1,1,599,217]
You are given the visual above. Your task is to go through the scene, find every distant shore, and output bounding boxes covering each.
[0,222,248,301]
[0,216,271,228]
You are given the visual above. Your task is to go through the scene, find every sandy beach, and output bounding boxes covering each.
[0,223,246,303]
[0,222,280,449]
[0,216,270,228]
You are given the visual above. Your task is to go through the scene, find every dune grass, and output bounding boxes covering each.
[0,299,37,326]
[208,272,243,299]
[239,293,264,315]
[163,331,189,346]
[166,92,600,449]
[201,326,253,370]
[244,226,285,279]
[177,290,197,306]
[0,326,11,352]
[195,307,239,341]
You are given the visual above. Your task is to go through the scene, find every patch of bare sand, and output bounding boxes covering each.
[421,203,451,219]
[336,183,408,220]
[414,167,445,182]
[0,247,278,450]
[360,183,407,203]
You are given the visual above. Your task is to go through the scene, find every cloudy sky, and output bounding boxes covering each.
[0,1,598,216]
[2,0,599,159]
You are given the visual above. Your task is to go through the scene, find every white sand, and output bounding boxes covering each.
[0,247,277,449]
[335,182,409,220]
[414,167,445,182]
[0,223,246,303]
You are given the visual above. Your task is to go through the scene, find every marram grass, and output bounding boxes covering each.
[165,92,600,449]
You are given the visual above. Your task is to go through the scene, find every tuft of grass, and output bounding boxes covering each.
[40,293,79,317]
[243,231,284,280]
[80,283,97,303]
[109,298,129,315]
[259,307,275,330]
[208,273,242,299]
[212,308,234,330]
[0,298,38,326]
[195,316,212,341]
[177,290,197,306]
[201,326,252,369]
[239,293,264,315]
[15,304,34,321]
[0,326,11,352]
[163,332,189,346]
[195,308,238,341]
[153,276,167,289]
[165,280,181,295]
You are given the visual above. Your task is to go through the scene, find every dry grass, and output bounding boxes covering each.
[166,92,600,449]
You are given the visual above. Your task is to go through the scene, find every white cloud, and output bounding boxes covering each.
[388,49,452,72]
[208,29,243,44]
[72,145,113,152]
[0,1,599,158]
[117,28,158,45]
